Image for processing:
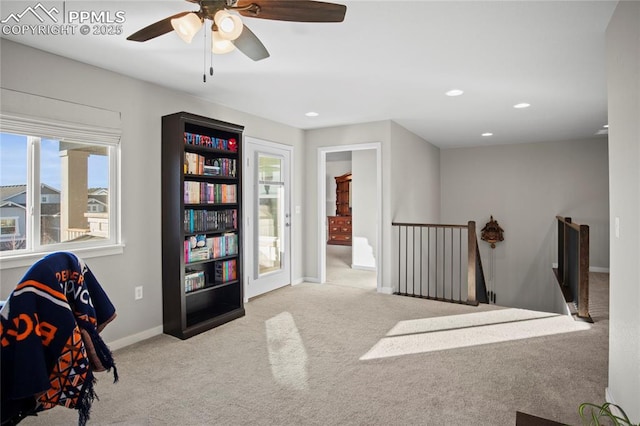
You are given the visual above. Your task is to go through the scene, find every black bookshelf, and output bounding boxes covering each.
[161,112,245,339]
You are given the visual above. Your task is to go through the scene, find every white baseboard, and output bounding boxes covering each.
[379,286,393,295]
[604,388,627,418]
[292,277,305,285]
[302,277,321,283]
[352,264,376,271]
[107,325,163,351]
[605,387,615,405]
[552,263,609,273]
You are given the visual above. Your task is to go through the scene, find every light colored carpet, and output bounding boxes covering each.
[22,273,609,426]
[325,244,377,290]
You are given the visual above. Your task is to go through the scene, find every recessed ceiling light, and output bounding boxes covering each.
[446,89,464,97]
[482,132,493,137]
[603,124,609,128]
[513,103,531,109]
[305,111,319,117]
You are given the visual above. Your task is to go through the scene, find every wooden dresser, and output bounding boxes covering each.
[327,215,352,245]
[328,172,352,245]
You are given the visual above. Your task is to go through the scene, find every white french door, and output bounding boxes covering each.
[244,137,292,300]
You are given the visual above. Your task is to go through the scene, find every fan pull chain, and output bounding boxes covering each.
[203,28,207,83]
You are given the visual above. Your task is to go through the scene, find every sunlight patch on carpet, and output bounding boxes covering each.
[265,311,309,390]
[360,308,591,360]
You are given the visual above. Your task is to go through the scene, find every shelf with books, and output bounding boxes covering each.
[183,181,237,205]
[184,151,238,178]
[162,111,245,340]
[184,277,238,296]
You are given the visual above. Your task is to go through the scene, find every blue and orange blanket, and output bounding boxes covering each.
[1,252,118,425]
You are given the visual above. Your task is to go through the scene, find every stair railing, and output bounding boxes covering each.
[392,221,488,306]
[554,216,591,321]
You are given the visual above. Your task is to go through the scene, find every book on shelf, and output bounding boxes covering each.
[184,152,204,175]
[214,259,237,283]
[185,270,206,293]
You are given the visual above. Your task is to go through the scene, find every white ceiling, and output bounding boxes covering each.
[0,1,617,148]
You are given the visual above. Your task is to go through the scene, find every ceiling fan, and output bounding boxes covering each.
[127,0,347,62]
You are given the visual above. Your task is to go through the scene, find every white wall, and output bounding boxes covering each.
[0,39,305,347]
[352,149,377,268]
[389,122,441,223]
[606,1,640,420]
[388,122,441,291]
[440,138,609,313]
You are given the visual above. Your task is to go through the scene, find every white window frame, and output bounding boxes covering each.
[0,113,123,269]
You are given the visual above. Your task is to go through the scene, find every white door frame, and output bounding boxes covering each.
[318,142,382,291]
[243,136,294,302]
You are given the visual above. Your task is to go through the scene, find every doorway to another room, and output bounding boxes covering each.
[319,144,381,291]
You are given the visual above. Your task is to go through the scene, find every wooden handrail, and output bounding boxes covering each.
[556,215,583,232]
[392,222,468,229]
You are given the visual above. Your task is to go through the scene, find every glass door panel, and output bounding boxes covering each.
[257,154,285,277]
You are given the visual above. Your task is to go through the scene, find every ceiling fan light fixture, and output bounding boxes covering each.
[214,10,243,41]
[171,12,203,43]
[212,30,236,54]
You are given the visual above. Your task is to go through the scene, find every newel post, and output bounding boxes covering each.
[468,221,477,304]
[578,224,590,319]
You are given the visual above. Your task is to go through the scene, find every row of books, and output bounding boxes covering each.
[210,233,238,259]
[184,152,237,177]
[184,132,238,152]
[184,259,238,292]
[184,209,237,234]
[184,182,237,204]
[184,270,206,293]
[184,233,238,264]
[215,259,237,283]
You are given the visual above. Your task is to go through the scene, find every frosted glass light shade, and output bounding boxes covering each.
[214,11,243,40]
[212,30,236,54]
[171,12,202,43]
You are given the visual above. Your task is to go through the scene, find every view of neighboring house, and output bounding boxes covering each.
[0,184,109,250]
[87,187,108,213]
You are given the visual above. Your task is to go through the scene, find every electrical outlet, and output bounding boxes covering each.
[135,286,143,300]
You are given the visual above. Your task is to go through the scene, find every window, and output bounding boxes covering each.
[1,217,19,236]
[0,128,119,256]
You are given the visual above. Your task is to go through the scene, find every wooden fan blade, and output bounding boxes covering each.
[236,0,346,23]
[233,25,270,61]
[127,11,191,42]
